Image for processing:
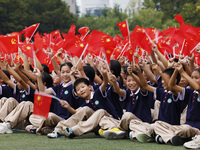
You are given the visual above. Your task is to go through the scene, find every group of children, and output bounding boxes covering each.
[0,44,200,149]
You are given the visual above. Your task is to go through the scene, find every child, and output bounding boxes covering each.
[102,64,154,140]
[47,61,120,138]
[154,63,200,147]
[27,62,83,135]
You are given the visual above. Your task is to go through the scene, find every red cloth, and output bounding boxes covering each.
[33,92,52,119]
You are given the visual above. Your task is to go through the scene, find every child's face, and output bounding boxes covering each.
[126,75,139,93]
[178,76,188,88]
[61,65,71,84]
[75,82,91,99]
[162,73,170,90]
[191,71,200,86]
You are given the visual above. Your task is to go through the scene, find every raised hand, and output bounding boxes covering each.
[168,57,176,68]
[175,63,184,74]
[33,68,42,78]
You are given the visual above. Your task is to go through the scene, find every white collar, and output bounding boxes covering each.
[130,87,140,96]
[62,81,72,88]
[85,92,94,103]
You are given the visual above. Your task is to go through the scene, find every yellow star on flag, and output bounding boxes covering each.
[106,38,111,42]
[80,43,84,48]
[122,24,126,27]
[27,46,31,50]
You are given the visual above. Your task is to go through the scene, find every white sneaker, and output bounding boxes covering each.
[47,131,58,138]
[184,135,200,149]
[0,122,13,134]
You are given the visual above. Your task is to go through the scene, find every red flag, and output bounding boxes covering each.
[50,30,61,38]
[68,25,76,36]
[78,27,89,40]
[34,32,43,50]
[21,23,40,39]
[33,92,52,119]
[0,35,18,54]
[18,43,34,58]
[174,14,185,26]
[116,20,129,39]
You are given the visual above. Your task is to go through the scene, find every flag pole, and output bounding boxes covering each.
[75,44,88,67]
[28,23,40,44]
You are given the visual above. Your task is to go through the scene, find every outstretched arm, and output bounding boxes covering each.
[100,61,109,92]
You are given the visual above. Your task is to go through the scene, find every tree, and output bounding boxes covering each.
[76,5,128,37]
[23,0,77,33]
[0,0,28,34]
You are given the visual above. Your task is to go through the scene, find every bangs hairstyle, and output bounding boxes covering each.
[193,68,200,74]
[73,78,90,93]
[60,62,73,71]
[2,70,10,79]
[83,65,95,82]
[110,60,121,78]
[163,68,180,85]
[126,70,138,77]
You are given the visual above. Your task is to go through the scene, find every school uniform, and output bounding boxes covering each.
[3,85,35,129]
[54,86,120,136]
[29,81,84,133]
[106,80,124,119]
[118,88,154,139]
[153,87,189,143]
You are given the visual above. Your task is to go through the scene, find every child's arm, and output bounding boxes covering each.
[168,65,182,95]
[13,63,36,90]
[176,63,200,92]
[0,68,15,88]
[34,68,53,94]
[70,66,82,85]
[109,73,125,97]
[73,56,87,79]
[16,62,37,83]
[100,61,109,92]
[47,48,61,78]
[5,60,29,91]
[56,48,65,65]
[179,55,192,76]
[138,57,157,84]
[59,100,76,114]
[138,63,156,93]
[188,53,195,73]
[152,43,168,68]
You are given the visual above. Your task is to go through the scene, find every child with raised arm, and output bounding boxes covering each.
[47,61,120,138]
[0,60,35,133]
[154,63,200,147]
[102,64,154,140]
[27,62,83,135]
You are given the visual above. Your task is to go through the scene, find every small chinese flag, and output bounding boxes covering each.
[18,43,34,59]
[21,23,40,38]
[116,20,129,39]
[78,27,89,40]
[33,92,53,119]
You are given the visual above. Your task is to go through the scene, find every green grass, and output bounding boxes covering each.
[0,131,186,150]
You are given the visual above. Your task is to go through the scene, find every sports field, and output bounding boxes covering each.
[0,131,186,150]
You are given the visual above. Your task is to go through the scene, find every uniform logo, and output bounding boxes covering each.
[64,90,68,95]
[22,94,26,98]
[197,98,200,102]
[167,98,172,103]
[136,96,138,100]
[95,100,99,105]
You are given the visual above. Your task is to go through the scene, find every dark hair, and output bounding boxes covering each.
[126,70,138,77]
[42,64,49,74]
[121,66,128,75]
[42,72,53,88]
[2,70,10,79]
[83,65,95,82]
[193,68,200,74]
[74,78,90,93]
[163,68,180,85]
[110,60,121,78]
[60,62,73,71]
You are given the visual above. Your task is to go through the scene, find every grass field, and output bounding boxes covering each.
[0,131,187,150]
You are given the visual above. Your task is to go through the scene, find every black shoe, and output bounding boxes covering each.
[170,136,190,146]
[155,135,165,144]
